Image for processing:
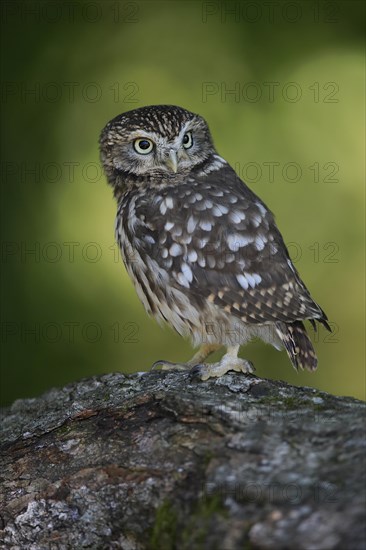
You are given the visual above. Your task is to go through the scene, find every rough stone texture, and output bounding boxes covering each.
[0,371,365,550]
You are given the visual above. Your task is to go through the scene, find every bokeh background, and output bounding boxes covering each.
[1,0,364,406]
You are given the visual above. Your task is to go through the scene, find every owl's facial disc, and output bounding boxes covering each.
[130,127,194,174]
[100,107,216,183]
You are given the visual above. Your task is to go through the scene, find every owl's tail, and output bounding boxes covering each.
[275,321,318,371]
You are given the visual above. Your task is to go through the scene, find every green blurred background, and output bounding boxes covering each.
[1,0,364,406]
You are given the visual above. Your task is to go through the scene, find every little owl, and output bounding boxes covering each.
[99,105,330,380]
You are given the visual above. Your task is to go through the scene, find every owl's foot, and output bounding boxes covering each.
[152,360,190,372]
[151,343,222,372]
[190,345,255,381]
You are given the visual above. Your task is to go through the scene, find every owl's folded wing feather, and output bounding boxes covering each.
[132,165,329,329]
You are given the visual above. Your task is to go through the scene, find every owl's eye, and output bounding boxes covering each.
[133,138,154,154]
[182,132,193,149]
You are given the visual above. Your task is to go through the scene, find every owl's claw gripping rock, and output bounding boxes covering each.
[190,357,255,381]
[151,360,191,372]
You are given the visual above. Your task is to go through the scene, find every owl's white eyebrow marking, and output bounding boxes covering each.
[227,234,253,251]
[169,243,183,256]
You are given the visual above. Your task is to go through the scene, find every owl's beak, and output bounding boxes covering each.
[165,149,178,173]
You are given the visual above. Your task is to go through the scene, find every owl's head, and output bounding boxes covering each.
[100,105,216,189]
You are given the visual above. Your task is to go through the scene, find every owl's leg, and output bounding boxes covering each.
[190,345,255,381]
[152,344,221,372]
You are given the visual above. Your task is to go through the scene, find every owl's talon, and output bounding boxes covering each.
[151,360,190,372]
[189,355,255,381]
[189,363,205,380]
[151,360,168,370]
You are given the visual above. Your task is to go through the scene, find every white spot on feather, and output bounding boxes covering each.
[200,220,212,231]
[187,215,197,233]
[170,243,183,257]
[227,234,252,251]
[237,274,249,290]
[181,263,193,283]
[255,236,267,251]
[256,202,267,216]
[188,250,198,262]
[252,214,262,228]
[229,210,246,224]
[237,272,262,290]
[165,221,174,231]
[160,197,174,214]
[176,273,190,288]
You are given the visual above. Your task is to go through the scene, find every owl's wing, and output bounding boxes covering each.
[132,165,329,327]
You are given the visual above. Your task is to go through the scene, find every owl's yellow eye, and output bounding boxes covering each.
[133,138,154,154]
[183,131,193,149]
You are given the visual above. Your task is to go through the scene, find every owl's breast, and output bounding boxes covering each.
[115,190,200,336]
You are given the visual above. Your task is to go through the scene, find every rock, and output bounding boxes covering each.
[1,371,365,549]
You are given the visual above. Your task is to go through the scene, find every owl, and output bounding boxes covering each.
[99,105,330,380]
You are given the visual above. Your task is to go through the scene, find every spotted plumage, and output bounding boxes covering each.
[100,105,330,379]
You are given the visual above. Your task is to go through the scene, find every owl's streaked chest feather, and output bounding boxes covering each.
[115,185,201,337]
